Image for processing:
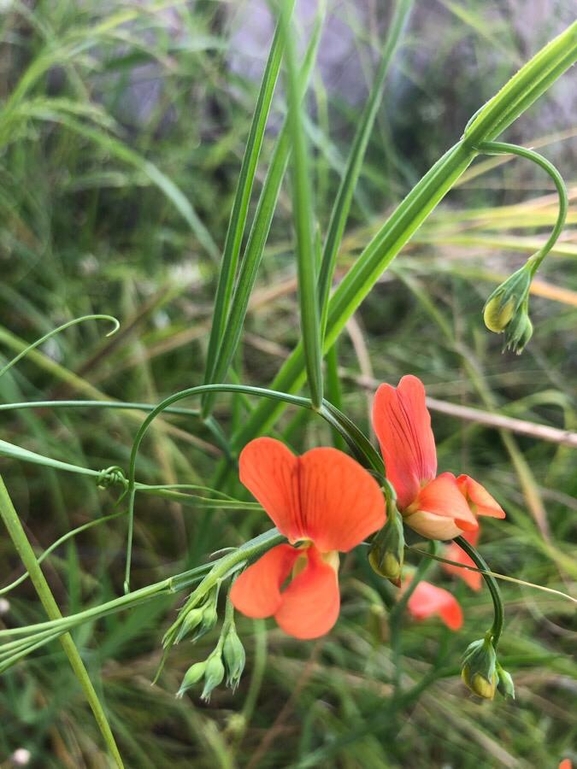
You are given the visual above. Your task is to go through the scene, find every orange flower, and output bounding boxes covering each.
[442,529,483,591]
[230,438,386,639]
[405,579,463,631]
[372,375,505,540]
[559,761,572,769]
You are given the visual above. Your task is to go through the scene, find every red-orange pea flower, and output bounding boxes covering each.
[405,579,463,631]
[442,528,483,592]
[372,375,505,540]
[230,437,386,639]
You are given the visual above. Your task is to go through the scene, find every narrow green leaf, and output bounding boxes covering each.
[201,12,324,417]
[202,0,297,401]
[282,1,323,408]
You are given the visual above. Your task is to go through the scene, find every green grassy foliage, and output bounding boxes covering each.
[0,1,576,766]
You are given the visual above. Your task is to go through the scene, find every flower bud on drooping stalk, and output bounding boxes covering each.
[222,624,246,691]
[461,636,498,699]
[176,661,207,698]
[201,651,226,701]
[461,635,515,700]
[483,264,533,354]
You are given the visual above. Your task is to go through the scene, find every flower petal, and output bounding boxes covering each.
[407,580,463,630]
[457,475,506,519]
[298,447,386,552]
[274,547,341,639]
[230,544,299,619]
[239,438,303,540]
[372,376,437,509]
[443,529,483,591]
[405,473,478,539]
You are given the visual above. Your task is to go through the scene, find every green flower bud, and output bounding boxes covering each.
[483,291,516,333]
[461,637,498,700]
[201,651,225,702]
[222,626,246,691]
[176,661,207,698]
[496,663,515,699]
[368,505,405,586]
[174,607,205,644]
[166,586,220,648]
[483,265,532,333]
[504,308,533,354]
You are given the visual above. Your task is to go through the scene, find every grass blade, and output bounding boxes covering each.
[282,1,323,408]
[200,9,325,417]
[201,0,297,405]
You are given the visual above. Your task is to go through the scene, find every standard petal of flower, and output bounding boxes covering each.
[230,544,300,619]
[239,438,303,541]
[274,547,341,639]
[405,473,478,539]
[407,581,463,630]
[297,447,386,553]
[457,475,506,519]
[443,530,483,591]
[372,376,437,509]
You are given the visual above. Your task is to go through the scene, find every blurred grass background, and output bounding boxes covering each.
[0,1,576,767]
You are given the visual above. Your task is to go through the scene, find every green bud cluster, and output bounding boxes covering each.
[461,635,514,700]
[483,264,533,354]
[175,602,247,700]
[164,585,220,650]
[177,648,226,701]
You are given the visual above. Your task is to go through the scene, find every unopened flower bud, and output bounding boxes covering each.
[368,505,405,586]
[496,662,515,699]
[222,626,246,691]
[201,651,225,701]
[504,308,533,354]
[174,607,205,644]
[166,586,220,648]
[483,265,531,330]
[176,661,207,698]
[461,636,498,700]
[483,291,515,333]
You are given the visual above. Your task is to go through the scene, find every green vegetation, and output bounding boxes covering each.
[1,1,576,767]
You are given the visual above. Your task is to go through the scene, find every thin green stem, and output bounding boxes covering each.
[454,535,505,646]
[0,314,119,380]
[0,400,200,416]
[474,140,568,274]
[0,475,125,767]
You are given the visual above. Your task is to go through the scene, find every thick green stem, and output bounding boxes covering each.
[0,475,125,767]
[454,535,504,646]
